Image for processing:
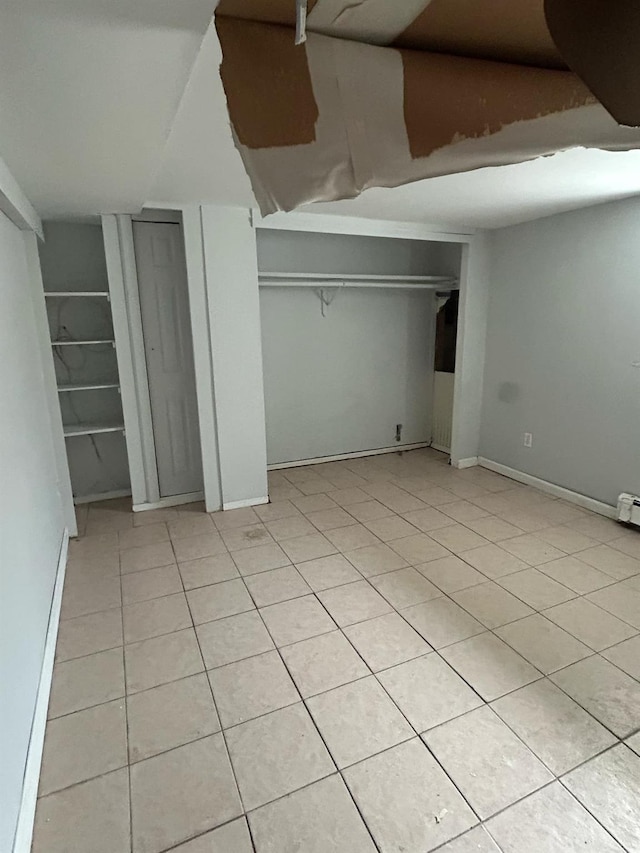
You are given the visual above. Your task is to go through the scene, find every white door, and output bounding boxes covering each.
[133,221,203,498]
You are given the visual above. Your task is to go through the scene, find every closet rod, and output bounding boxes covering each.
[258,277,458,291]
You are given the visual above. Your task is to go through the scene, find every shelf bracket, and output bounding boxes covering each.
[314,286,339,317]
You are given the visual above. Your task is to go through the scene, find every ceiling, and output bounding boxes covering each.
[2,1,640,230]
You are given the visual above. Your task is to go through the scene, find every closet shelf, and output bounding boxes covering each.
[258,272,458,289]
[45,291,110,297]
[51,339,115,347]
[58,382,120,392]
[63,422,125,437]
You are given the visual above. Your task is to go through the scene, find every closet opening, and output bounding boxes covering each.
[431,290,459,453]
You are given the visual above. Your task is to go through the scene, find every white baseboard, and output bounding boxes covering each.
[13,529,69,853]
[223,496,270,511]
[133,491,204,512]
[452,456,479,470]
[478,458,617,519]
[268,442,432,471]
[74,489,131,506]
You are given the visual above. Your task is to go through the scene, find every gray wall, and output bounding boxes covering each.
[0,211,65,851]
[258,230,456,464]
[480,197,640,506]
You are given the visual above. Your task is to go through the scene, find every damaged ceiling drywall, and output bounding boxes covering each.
[214,0,640,214]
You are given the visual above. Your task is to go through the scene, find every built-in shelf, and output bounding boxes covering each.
[58,382,120,392]
[45,291,110,298]
[63,422,125,438]
[51,339,115,347]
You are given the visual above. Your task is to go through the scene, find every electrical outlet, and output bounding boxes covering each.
[524,432,533,448]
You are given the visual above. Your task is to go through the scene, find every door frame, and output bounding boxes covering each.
[102,212,208,511]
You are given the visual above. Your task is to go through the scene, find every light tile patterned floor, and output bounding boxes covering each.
[34,449,640,853]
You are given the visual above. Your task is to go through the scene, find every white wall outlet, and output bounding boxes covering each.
[524,432,533,448]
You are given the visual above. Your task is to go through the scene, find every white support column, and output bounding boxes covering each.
[23,233,76,536]
[182,206,222,512]
[200,206,269,508]
[450,232,491,468]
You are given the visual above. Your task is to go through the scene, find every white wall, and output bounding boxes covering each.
[0,211,66,852]
[480,198,640,506]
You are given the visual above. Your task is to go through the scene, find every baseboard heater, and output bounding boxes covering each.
[617,493,640,527]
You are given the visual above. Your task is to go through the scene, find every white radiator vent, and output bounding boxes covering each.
[617,493,640,527]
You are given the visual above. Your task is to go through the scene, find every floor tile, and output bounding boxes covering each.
[280,532,338,563]
[131,733,242,853]
[226,703,334,810]
[168,514,215,541]
[565,515,623,543]
[363,515,418,541]
[550,655,640,737]
[440,632,540,701]
[170,818,253,852]
[601,634,640,679]
[172,532,227,562]
[187,579,254,625]
[538,555,614,594]
[412,485,459,506]
[326,487,371,506]
[119,522,169,551]
[499,534,565,566]
[496,613,592,674]
[296,553,361,591]
[576,543,640,579]
[125,628,204,693]
[48,647,124,718]
[424,705,552,819]
[318,580,392,626]
[178,553,239,589]
[123,592,192,643]
[265,514,317,541]
[281,630,369,697]
[196,611,274,669]
[627,732,640,755]
[39,699,127,795]
[229,541,291,577]
[534,525,598,554]
[498,568,576,609]
[208,650,299,728]
[564,745,640,853]
[485,781,625,853]
[463,516,524,543]
[459,543,529,579]
[343,738,477,853]
[32,768,130,853]
[435,826,501,852]
[378,654,482,732]
[418,555,485,594]
[492,679,616,775]
[55,608,123,661]
[610,532,640,560]
[344,612,431,671]
[587,580,640,629]
[254,499,300,522]
[346,499,394,522]
[259,594,336,646]
[220,524,274,552]
[60,573,122,619]
[325,524,380,551]
[120,540,176,574]
[440,500,489,523]
[245,565,311,606]
[389,533,450,564]
[543,597,636,650]
[308,676,413,768]
[120,564,182,606]
[402,598,484,648]
[345,542,409,577]
[127,673,220,762]
[249,774,376,853]
[291,493,338,514]
[452,581,534,628]
[370,567,442,610]
[211,506,260,531]
[429,523,489,554]
[307,507,357,531]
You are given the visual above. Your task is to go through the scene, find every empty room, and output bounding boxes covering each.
[1,2,639,853]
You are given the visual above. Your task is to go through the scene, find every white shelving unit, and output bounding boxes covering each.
[45,291,110,298]
[58,382,120,392]
[51,339,115,346]
[63,422,125,437]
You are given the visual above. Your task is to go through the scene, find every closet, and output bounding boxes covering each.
[40,221,129,502]
[257,229,462,467]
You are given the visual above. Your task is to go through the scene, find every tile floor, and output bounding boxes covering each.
[33,449,640,853]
